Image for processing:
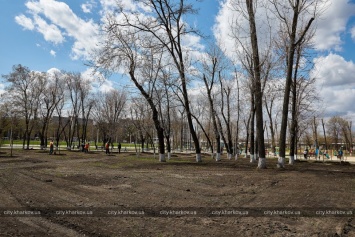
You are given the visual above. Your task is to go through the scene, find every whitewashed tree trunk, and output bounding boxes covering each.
[227,153,232,160]
[277,157,285,168]
[250,154,256,163]
[235,153,238,160]
[258,157,266,169]
[215,153,221,161]
[167,152,171,160]
[196,153,202,162]
[289,155,295,165]
[159,153,166,162]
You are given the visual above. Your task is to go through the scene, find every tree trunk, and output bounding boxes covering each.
[165,135,171,160]
[288,45,302,166]
[129,71,165,162]
[246,0,266,168]
[250,103,256,163]
[235,74,241,160]
[278,0,315,166]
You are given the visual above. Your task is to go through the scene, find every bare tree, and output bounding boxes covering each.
[103,0,203,162]
[327,116,352,152]
[52,82,69,151]
[38,71,64,149]
[234,72,242,160]
[270,0,321,167]
[3,65,45,149]
[129,96,153,152]
[157,71,176,159]
[321,118,328,150]
[200,45,225,161]
[217,72,235,160]
[92,89,127,147]
[79,79,95,144]
[94,14,168,161]
[64,72,82,149]
[263,80,282,157]
[245,0,267,168]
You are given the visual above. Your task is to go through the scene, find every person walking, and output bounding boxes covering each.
[105,142,110,154]
[338,148,343,161]
[49,140,54,155]
[84,143,89,153]
[118,142,121,154]
[303,148,308,159]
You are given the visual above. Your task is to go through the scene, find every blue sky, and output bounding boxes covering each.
[0,0,219,76]
[1,0,355,120]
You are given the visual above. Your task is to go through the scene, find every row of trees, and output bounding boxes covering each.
[0,65,127,150]
[90,0,332,167]
[0,63,353,160]
[1,0,353,167]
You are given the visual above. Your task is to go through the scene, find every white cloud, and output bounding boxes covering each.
[99,0,117,13]
[47,67,61,75]
[33,15,64,44]
[312,53,355,116]
[16,0,100,60]
[213,0,235,52]
[312,53,355,87]
[213,0,277,61]
[15,14,35,30]
[46,68,62,83]
[81,68,105,83]
[313,0,355,51]
[351,26,355,41]
[99,0,137,13]
[213,0,355,120]
[81,2,93,13]
[214,0,355,56]
[50,50,56,57]
[97,80,115,93]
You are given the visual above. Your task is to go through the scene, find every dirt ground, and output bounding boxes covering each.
[0,149,354,237]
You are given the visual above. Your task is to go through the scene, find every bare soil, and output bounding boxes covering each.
[0,149,354,237]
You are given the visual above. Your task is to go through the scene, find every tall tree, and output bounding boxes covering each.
[245,0,266,168]
[109,0,203,162]
[38,71,64,149]
[271,0,318,168]
[3,65,45,149]
[92,89,127,147]
[94,15,168,161]
[218,73,234,160]
[64,72,82,148]
[200,45,226,161]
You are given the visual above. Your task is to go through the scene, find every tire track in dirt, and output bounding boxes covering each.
[0,169,88,236]
[0,167,115,237]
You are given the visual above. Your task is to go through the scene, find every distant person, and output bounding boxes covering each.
[338,149,343,160]
[84,143,89,153]
[118,143,122,154]
[235,146,240,160]
[49,140,54,155]
[303,148,308,159]
[105,142,110,154]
